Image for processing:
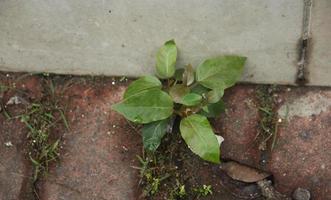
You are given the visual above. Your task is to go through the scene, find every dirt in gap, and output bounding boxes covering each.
[135,116,266,200]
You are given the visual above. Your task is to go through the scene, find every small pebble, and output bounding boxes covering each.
[6,96,22,105]
[122,145,128,151]
[292,188,310,200]
[4,141,13,147]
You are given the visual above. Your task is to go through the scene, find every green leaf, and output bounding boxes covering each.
[191,84,210,96]
[180,114,220,163]
[124,76,162,99]
[29,155,40,166]
[142,119,169,152]
[196,56,246,90]
[183,64,195,86]
[112,89,173,124]
[169,84,190,103]
[206,89,224,103]
[181,93,202,106]
[174,68,185,81]
[200,100,225,118]
[156,40,177,79]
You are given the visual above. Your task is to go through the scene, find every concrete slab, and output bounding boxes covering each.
[309,0,331,86]
[0,0,304,85]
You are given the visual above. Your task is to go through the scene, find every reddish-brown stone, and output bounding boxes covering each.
[1,72,330,200]
[39,79,142,200]
[270,88,331,199]
[0,73,41,200]
[214,85,261,168]
[215,85,331,200]
[0,115,33,200]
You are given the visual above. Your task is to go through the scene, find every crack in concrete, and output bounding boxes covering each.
[296,0,313,84]
[302,0,313,40]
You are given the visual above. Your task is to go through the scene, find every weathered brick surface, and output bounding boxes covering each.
[1,73,330,200]
[214,85,261,167]
[215,85,331,200]
[39,80,142,200]
[0,74,42,200]
[271,88,331,199]
[0,116,30,200]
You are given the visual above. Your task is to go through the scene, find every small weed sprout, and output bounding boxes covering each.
[193,184,213,197]
[112,40,246,163]
[142,172,170,196]
[150,177,161,195]
[178,185,186,198]
[20,78,69,183]
[169,180,187,199]
[135,155,170,197]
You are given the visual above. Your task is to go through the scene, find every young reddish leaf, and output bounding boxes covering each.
[169,84,190,103]
[183,64,195,86]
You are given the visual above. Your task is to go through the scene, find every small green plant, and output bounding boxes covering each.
[169,180,187,199]
[193,184,213,197]
[19,78,69,183]
[135,155,170,197]
[20,103,61,182]
[112,40,246,163]
[143,169,170,196]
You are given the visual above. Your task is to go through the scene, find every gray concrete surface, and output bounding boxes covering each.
[309,0,331,86]
[0,0,328,86]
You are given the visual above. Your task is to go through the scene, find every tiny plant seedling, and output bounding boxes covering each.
[193,184,213,197]
[112,40,246,163]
